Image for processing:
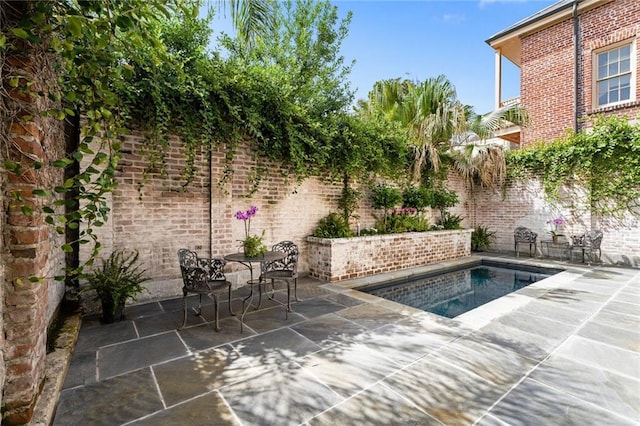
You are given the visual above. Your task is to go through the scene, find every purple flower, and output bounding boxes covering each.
[234,206,258,222]
[546,217,565,225]
[234,206,259,238]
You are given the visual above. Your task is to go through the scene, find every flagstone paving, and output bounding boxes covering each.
[53,254,640,425]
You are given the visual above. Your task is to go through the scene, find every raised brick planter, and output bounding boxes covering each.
[307,229,473,282]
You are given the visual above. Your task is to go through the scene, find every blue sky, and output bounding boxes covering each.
[208,0,557,114]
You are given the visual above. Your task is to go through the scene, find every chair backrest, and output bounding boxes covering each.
[514,227,537,243]
[197,257,227,281]
[263,241,298,274]
[585,230,603,249]
[178,248,199,277]
[177,249,227,291]
[572,230,603,249]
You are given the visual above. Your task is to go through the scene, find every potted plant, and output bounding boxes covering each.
[234,205,268,257]
[471,225,496,252]
[82,249,147,323]
[546,217,566,243]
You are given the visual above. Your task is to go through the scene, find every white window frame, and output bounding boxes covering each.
[592,39,636,109]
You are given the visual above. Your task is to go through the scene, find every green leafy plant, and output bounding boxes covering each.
[371,183,403,210]
[435,211,464,230]
[242,233,268,257]
[82,250,147,322]
[338,185,361,222]
[507,116,640,217]
[371,183,403,230]
[374,207,429,234]
[234,206,267,257]
[402,185,432,211]
[313,213,353,238]
[428,188,459,216]
[471,225,496,251]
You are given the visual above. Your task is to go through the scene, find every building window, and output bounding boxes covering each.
[595,43,633,107]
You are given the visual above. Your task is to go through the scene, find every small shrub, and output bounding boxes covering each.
[82,250,147,321]
[471,225,496,251]
[402,186,431,211]
[436,211,464,230]
[313,213,353,238]
[359,227,378,236]
[428,187,459,213]
[374,207,429,234]
[371,183,403,210]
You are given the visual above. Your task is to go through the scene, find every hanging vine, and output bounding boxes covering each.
[506,115,640,217]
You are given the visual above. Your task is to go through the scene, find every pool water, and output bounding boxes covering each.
[363,263,558,318]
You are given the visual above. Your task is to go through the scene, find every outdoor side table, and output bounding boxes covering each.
[540,239,570,260]
[224,251,286,332]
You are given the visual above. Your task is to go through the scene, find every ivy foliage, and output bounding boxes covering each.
[1,0,189,276]
[1,0,414,282]
[507,116,640,217]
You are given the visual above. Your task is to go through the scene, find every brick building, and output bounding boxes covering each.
[487,0,640,145]
[474,0,640,264]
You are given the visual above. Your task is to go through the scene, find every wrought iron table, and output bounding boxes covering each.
[224,251,286,332]
[540,239,570,260]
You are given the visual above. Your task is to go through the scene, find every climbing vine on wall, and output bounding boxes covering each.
[506,115,640,217]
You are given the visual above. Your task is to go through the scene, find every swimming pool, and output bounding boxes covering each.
[362,260,561,318]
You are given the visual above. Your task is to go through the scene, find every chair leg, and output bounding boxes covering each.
[179,291,188,330]
[228,285,235,316]
[286,280,291,314]
[213,293,220,332]
[293,277,298,302]
[196,294,203,316]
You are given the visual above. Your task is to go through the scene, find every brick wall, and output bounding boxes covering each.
[2,41,67,423]
[81,134,348,301]
[467,175,640,267]
[520,0,640,145]
[521,19,576,144]
[307,230,473,282]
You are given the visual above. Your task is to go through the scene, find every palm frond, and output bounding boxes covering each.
[227,0,274,49]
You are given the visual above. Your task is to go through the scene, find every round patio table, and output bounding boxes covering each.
[224,251,286,332]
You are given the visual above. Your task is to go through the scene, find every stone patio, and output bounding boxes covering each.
[52,254,640,425]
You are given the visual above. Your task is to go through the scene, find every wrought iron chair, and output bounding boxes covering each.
[514,226,538,257]
[177,249,233,331]
[570,230,603,264]
[260,241,299,313]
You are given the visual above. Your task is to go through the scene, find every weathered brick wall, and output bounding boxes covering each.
[520,0,640,145]
[469,177,640,267]
[307,230,473,282]
[82,135,350,301]
[2,42,66,424]
[87,132,478,298]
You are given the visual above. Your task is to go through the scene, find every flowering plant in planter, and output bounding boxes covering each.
[546,217,566,241]
[235,205,267,257]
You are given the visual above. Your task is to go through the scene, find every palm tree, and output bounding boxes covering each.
[364,76,467,181]
[465,102,529,140]
[450,102,529,188]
